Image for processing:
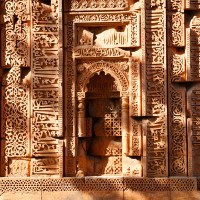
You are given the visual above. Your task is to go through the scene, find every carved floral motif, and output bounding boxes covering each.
[1,0,29,176]
[168,12,184,47]
[67,0,128,11]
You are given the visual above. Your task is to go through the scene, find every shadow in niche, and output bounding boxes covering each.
[40,0,51,5]
[76,72,123,177]
[62,0,146,196]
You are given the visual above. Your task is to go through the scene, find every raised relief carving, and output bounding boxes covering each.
[168,51,186,82]
[143,1,168,177]
[66,0,129,11]
[188,85,200,176]
[168,12,185,47]
[187,16,200,81]
[2,0,199,191]
[169,86,187,175]
[31,0,62,176]
[72,12,140,47]
[8,159,30,177]
[77,25,133,47]
[168,0,184,11]
[4,0,30,67]
[74,47,130,58]
[1,0,30,176]
[77,60,129,93]
[146,0,165,9]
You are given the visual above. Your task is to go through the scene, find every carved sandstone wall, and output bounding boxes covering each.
[1,0,200,199]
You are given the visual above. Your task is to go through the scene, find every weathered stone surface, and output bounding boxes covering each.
[1,0,200,198]
[0,192,41,200]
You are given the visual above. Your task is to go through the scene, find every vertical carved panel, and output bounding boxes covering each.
[1,0,30,176]
[187,17,200,81]
[167,0,184,47]
[186,16,200,176]
[129,59,141,117]
[129,59,141,156]
[167,12,185,47]
[166,0,187,177]
[65,0,129,11]
[143,1,168,177]
[31,0,62,177]
[64,17,76,176]
[190,86,200,176]
[4,0,30,67]
[169,86,187,175]
[168,51,187,176]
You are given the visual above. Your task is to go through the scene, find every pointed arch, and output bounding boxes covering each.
[77,60,129,95]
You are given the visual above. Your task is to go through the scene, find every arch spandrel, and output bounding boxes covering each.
[76,60,129,96]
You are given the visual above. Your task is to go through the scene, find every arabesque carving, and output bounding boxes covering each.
[1,0,30,176]
[2,0,200,195]
[168,12,185,47]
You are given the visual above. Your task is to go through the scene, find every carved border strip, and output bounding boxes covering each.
[31,0,62,177]
[0,178,197,192]
[187,16,200,176]
[74,47,131,58]
[167,12,184,47]
[168,50,187,176]
[64,0,129,11]
[143,2,168,177]
[1,0,30,176]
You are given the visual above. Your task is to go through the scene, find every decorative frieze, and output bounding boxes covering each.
[67,12,140,48]
[65,0,129,11]
[74,47,130,58]
[0,177,197,192]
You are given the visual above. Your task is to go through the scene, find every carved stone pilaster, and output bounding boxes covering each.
[77,98,86,137]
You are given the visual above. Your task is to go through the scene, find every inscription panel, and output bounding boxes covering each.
[31,0,62,177]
